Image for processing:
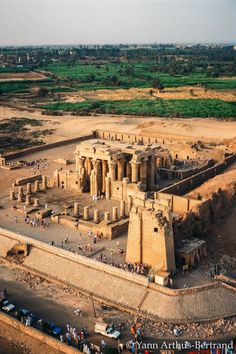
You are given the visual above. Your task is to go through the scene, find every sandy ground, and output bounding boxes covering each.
[0,72,48,82]
[0,106,236,145]
[61,86,236,102]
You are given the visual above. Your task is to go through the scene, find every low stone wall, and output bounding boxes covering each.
[15,174,42,186]
[2,134,94,160]
[1,227,236,322]
[0,311,80,354]
[51,214,129,240]
[95,129,189,146]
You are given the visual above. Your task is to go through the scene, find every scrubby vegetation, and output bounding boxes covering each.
[0,118,55,153]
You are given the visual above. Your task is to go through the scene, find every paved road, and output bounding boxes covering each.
[0,277,235,353]
[0,277,118,350]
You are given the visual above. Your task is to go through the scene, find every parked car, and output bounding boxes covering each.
[95,322,121,339]
[1,300,15,312]
[41,321,62,336]
[16,308,42,325]
[16,308,31,318]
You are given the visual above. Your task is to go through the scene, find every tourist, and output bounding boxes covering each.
[100,339,107,349]
[66,322,71,333]
[65,332,71,345]
[74,307,82,316]
[173,326,180,337]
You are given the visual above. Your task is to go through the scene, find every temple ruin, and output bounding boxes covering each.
[2,130,236,285]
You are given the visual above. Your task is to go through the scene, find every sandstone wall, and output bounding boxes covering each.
[159,154,236,196]
[0,311,80,354]
[0,227,236,322]
[2,134,94,160]
[173,185,236,243]
[155,192,201,214]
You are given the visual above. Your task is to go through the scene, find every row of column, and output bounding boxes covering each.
[77,156,155,188]
[73,198,133,223]
[9,177,48,205]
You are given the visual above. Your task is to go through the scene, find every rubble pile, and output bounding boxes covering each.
[135,316,236,339]
[13,269,48,289]
[218,254,236,274]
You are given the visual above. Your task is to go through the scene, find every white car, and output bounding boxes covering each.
[1,300,16,312]
[95,322,121,339]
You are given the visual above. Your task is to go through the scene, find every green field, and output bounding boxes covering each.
[41,99,236,119]
[44,62,236,90]
[0,62,235,95]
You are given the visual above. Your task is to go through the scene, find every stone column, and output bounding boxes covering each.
[156,157,162,168]
[128,196,133,213]
[120,200,125,218]
[17,187,24,202]
[77,157,85,173]
[74,202,79,217]
[42,176,47,190]
[83,206,90,220]
[85,157,92,191]
[108,161,117,181]
[10,191,16,200]
[33,198,40,207]
[131,161,140,183]
[26,183,32,195]
[105,176,111,200]
[117,160,125,181]
[126,162,132,182]
[25,195,32,206]
[202,245,208,257]
[75,154,80,172]
[34,180,40,192]
[18,186,24,196]
[104,212,110,221]
[140,158,148,187]
[92,159,102,196]
[93,209,99,223]
[112,207,118,222]
[190,255,195,267]
[86,157,92,176]
[122,177,129,201]
[102,160,108,193]
[148,156,156,189]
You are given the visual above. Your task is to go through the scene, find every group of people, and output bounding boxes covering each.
[23,216,49,229]
[78,243,93,254]
[117,262,149,276]
[26,159,49,175]
[60,323,89,347]
[87,230,103,244]
[98,258,149,277]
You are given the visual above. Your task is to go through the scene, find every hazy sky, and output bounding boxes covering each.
[0,0,235,46]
